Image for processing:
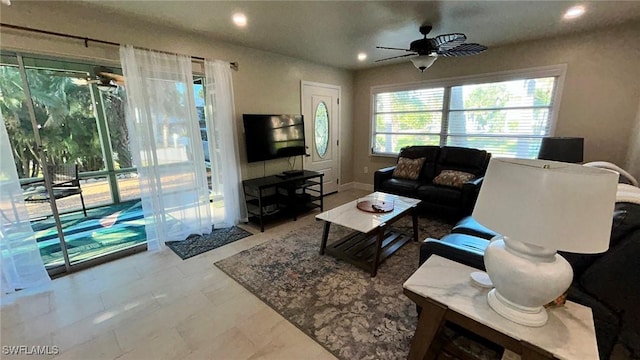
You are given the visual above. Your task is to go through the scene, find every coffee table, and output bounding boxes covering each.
[404,255,599,360]
[316,192,421,277]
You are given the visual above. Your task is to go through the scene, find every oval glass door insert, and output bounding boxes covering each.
[314,101,329,158]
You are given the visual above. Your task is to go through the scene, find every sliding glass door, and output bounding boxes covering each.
[1,51,214,275]
[1,52,145,274]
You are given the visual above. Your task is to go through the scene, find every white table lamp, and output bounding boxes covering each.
[472,158,618,327]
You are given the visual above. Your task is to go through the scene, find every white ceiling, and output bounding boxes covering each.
[79,1,640,70]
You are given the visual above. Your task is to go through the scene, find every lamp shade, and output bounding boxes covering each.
[473,158,617,253]
[538,137,584,163]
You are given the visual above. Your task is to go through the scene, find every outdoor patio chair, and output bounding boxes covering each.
[24,164,87,217]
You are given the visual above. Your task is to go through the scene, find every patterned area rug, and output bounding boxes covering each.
[215,216,466,360]
[166,226,252,260]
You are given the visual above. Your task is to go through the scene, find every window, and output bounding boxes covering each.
[314,101,329,157]
[371,66,565,158]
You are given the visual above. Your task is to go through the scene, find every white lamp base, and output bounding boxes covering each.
[487,288,548,327]
[484,237,573,327]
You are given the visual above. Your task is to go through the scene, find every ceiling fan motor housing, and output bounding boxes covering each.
[410,38,437,55]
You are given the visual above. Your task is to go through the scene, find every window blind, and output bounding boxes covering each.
[372,73,560,158]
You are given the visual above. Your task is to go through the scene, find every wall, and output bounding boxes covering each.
[352,22,640,185]
[626,100,640,181]
[0,1,354,183]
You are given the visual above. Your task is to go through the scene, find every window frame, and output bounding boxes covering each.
[369,65,567,157]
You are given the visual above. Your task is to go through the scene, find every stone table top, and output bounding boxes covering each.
[403,255,599,360]
[316,191,420,233]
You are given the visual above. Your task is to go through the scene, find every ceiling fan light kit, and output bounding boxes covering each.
[376,24,487,72]
[410,55,437,72]
[64,66,124,92]
[96,81,118,93]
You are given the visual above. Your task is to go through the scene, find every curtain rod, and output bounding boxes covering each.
[0,23,239,71]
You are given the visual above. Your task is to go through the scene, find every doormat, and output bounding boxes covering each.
[165,226,253,260]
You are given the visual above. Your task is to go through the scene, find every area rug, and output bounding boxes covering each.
[166,226,253,260]
[215,217,473,360]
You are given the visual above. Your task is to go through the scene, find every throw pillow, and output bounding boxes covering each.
[392,157,426,180]
[433,170,475,188]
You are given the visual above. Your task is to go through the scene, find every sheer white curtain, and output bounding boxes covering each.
[120,45,212,250]
[1,114,51,294]
[204,60,247,227]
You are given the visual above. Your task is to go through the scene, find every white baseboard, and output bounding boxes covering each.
[338,182,354,191]
[338,182,374,192]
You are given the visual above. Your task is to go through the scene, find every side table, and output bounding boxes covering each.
[403,255,599,360]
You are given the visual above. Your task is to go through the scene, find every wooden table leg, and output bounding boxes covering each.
[521,342,554,360]
[371,228,384,277]
[412,209,419,242]
[408,299,448,360]
[259,188,265,233]
[320,221,331,255]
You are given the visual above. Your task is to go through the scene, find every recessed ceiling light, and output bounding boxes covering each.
[563,5,585,20]
[232,12,247,27]
[357,53,367,61]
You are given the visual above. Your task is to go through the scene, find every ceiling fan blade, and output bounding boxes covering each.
[98,71,125,86]
[48,71,91,79]
[71,78,98,86]
[437,43,488,57]
[433,33,467,52]
[99,71,125,82]
[375,53,418,62]
[376,46,412,52]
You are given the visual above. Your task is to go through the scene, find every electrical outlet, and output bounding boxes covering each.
[364,166,369,174]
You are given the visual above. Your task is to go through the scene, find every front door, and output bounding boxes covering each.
[301,81,340,194]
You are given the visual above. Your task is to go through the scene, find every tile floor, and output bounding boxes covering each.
[1,189,370,360]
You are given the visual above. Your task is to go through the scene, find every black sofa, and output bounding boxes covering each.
[419,202,640,359]
[374,146,491,218]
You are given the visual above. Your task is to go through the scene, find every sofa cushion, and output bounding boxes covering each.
[398,146,440,181]
[392,157,425,180]
[565,286,621,360]
[436,146,489,176]
[421,234,487,271]
[380,178,421,193]
[578,228,640,335]
[417,184,462,204]
[561,207,630,277]
[611,202,640,244]
[452,216,500,240]
[433,170,476,188]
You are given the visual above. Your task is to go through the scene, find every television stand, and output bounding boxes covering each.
[242,170,324,232]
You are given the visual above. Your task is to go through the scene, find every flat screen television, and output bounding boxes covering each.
[242,114,306,163]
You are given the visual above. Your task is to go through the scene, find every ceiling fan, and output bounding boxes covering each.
[70,67,125,91]
[376,25,488,71]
